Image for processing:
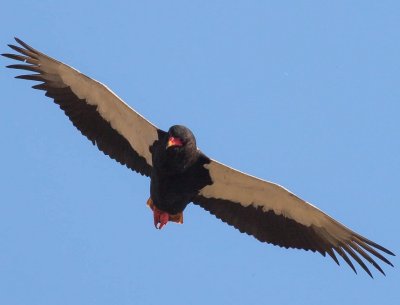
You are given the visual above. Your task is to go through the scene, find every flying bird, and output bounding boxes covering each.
[2,38,395,277]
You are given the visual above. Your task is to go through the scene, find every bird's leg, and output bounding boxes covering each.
[147,197,184,229]
[156,211,169,230]
[147,197,167,229]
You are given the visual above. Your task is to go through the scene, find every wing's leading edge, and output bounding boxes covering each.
[3,38,166,176]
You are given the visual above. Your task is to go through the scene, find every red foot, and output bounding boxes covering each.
[154,209,169,230]
[146,197,183,229]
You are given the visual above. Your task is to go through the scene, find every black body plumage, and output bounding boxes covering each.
[150,126,212,214]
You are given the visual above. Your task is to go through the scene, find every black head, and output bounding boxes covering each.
[167,125,196,150]
[160,125,198,172]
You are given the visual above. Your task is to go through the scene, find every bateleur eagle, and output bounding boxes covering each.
[2,38,395,277]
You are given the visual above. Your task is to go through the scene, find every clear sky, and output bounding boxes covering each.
[0,1,399,305]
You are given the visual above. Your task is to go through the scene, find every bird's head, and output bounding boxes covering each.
[166,125,196,150]
[163,125,198,171]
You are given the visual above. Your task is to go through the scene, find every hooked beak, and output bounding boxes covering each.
[167,136,183,148]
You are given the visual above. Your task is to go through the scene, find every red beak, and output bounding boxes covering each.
[167,136,183,148]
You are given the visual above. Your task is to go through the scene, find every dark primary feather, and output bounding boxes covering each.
[193,195,394,277]
[2,38,165,176]
[2,52,38,64]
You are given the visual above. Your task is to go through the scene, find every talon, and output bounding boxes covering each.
[154,212,159,229]
[152,209,169,230]
[158,212,169,229]
[146,197,184,229]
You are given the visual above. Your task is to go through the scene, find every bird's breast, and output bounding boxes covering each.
[150,152,213,214]
[150,170,194,214]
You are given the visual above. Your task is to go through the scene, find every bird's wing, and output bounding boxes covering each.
[2,38,166,176]
[193,159,394,277]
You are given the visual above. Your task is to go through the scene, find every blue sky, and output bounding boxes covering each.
[0,1,399,304]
